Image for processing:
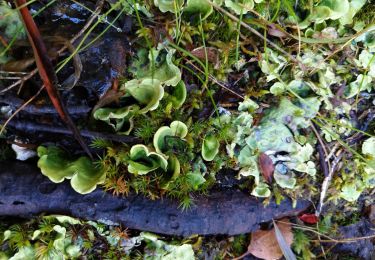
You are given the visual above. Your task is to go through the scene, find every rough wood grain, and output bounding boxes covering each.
[0,161,310,236]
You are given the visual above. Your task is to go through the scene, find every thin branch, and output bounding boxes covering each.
[315,150,344,216]
[277,220,375,244]
[185,59,245,99]
[310,122,331,173]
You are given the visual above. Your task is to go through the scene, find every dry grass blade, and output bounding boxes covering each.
[0,86,45,134]
[273,220,297,260]
[234,218,294,260]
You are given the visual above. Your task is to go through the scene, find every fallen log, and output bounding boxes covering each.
[0,161,310,236]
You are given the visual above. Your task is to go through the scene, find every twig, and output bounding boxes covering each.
[0,71,28,75]
[311,122,331,173]
[311,234,375,243]
[317,142,329,178]
[315,150,344,216]
[0,68,37,94]
[325,142,340,162]
[347,111,375,145]
[310,123,329,157]
[2,119,140,144]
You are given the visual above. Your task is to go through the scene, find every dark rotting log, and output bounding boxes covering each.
[0,161,311,236]
[0,96,91,115]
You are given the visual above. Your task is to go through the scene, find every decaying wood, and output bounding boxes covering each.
[0,96,91,115]
[15,0,92,158]
[0,161,310,236]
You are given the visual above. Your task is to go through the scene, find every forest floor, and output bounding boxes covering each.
[0,0,374,259]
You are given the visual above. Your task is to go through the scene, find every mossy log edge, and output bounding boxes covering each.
[0,161,310,236]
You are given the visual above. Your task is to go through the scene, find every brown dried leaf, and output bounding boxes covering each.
[248,218,293,260]
[258,152,274,183]
[3,58,35,72]
[92,89,124,113]
[191,47,220,68]
[268,28,287,38]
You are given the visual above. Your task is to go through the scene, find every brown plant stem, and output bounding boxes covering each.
[15,0,92,158]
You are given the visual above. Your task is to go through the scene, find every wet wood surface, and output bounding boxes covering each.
[0,161,310,236]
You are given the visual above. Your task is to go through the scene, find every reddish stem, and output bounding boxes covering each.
[15,0,92,159]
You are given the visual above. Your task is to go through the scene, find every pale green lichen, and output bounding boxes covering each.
[169,80,187,109]
[93,106,137,133]
[154,0,184,13]
[183,0,214,20]
[0,2,25,39]
[131,47,181,87]
[225,0,254,15]
[95,46,182,132]
[127,144,168,175]
[153,121,188,154]
[37,146,105,194]
[235,97,320,197]
[201,134,220,161]
[300,0,350,28]
[123,78,164,113]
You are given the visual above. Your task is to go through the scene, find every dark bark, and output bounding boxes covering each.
[331,219,375,260]
[0,161,310,236]
[0,96,91,115]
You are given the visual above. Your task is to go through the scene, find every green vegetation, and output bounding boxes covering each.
[1,0,373,206]
[0,0,375,257]
[0,215,195,259]
[37,146,105,194]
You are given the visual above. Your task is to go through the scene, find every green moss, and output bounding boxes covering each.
[353,1,375,24]
[0,142,15,161]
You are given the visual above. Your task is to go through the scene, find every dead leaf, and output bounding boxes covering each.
[259,152,274,183]
[299,213,319,224]
[268,24,288,38]
[191,47,220,69]
[3,58,35,72]
[248,218,293,260]
[92,88,124,113]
